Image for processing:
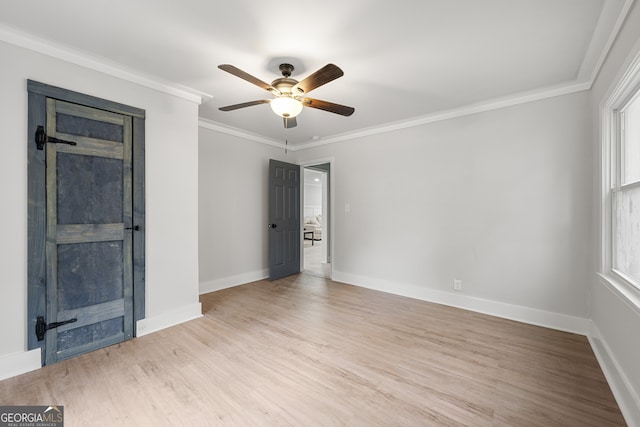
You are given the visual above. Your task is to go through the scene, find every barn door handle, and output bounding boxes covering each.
[125,225,140,231]
[35,316,78,341]
[268,223,277,229]
[35,125,78,150]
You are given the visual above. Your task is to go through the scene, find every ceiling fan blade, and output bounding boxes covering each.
[218,64,278,94]
[292,64,344,95]
[283,117,297,129]
[302,98,355,116]
[218,99,270,111]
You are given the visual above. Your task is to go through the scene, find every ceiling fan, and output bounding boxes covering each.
[218,63,355,128]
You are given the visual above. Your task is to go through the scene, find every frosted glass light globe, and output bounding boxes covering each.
[270,97,303,118]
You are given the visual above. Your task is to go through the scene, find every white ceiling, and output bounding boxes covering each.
[0,0,631,146]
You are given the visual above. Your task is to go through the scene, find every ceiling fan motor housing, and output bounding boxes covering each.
[272,64,299,96]
[271,77,298,96]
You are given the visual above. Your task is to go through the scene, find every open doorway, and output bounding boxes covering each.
[303,164,330,278]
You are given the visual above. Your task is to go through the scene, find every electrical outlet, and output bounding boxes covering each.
[453,279,462,291]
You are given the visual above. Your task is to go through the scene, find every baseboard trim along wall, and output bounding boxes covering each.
[0,348,41,381]
[136,302,203,337]
[331,271,640,422]
[199,269,269,295]
[332,270,590,335]
[0,304,203,381]
[589,323,640,427]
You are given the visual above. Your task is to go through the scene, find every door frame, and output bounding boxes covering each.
[299,158,334,279]
[27,80,146,361]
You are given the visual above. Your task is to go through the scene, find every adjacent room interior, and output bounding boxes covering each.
[303,165,330,278]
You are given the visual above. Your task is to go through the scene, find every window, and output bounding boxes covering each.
[603,50,640,292]
[613,93,640,286]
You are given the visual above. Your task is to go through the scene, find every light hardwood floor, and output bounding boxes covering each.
[0,274,626,426]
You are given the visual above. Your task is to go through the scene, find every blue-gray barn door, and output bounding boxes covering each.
[268,159,301,280]
[27,81,145,366]
[43,98,134,364]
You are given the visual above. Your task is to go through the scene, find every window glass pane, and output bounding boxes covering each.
[614,185,640,283]
[623,95,640,185]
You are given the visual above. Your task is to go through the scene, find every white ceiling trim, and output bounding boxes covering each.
[578,0,635,84]
[198,0,634,152]
[295,81,592,150]
[198,118,287,150]
[0,24,212,104]
[198,80,591,152]
[1,0,631,150]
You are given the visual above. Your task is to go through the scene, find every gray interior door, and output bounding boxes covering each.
[44,98,134,364]
[268,159,301,280]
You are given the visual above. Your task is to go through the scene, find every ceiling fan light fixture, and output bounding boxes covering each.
[218,63,354,129]
[270,96,303,118]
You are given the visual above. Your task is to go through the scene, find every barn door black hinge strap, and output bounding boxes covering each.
[35,316,77,341]
[35,125,77,150]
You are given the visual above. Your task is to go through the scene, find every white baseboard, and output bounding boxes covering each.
[332,271,590,335]
[0,348,41,381]
[589,323,640,427]
[136,302,203,337]
[199,269,268,295]
[0,304,203,381]
[332,271,638,424]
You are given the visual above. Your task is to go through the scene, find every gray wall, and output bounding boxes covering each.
[590,0,640,422]
[198,126,289,293]
[0,40,202,376]
[196,7,640,420]
[295,92,592,321]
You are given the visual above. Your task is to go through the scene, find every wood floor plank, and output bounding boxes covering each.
[0,273,626,426]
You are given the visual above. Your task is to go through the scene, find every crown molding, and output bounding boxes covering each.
[3,2,626,149]
[0,24,212,104]
[294,81,592,150]
[578,0,635,85]
[199,80,591,151]
[198,118,288,150]
[196,0,633,151]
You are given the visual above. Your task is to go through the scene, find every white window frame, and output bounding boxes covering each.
[600,47,640,303]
